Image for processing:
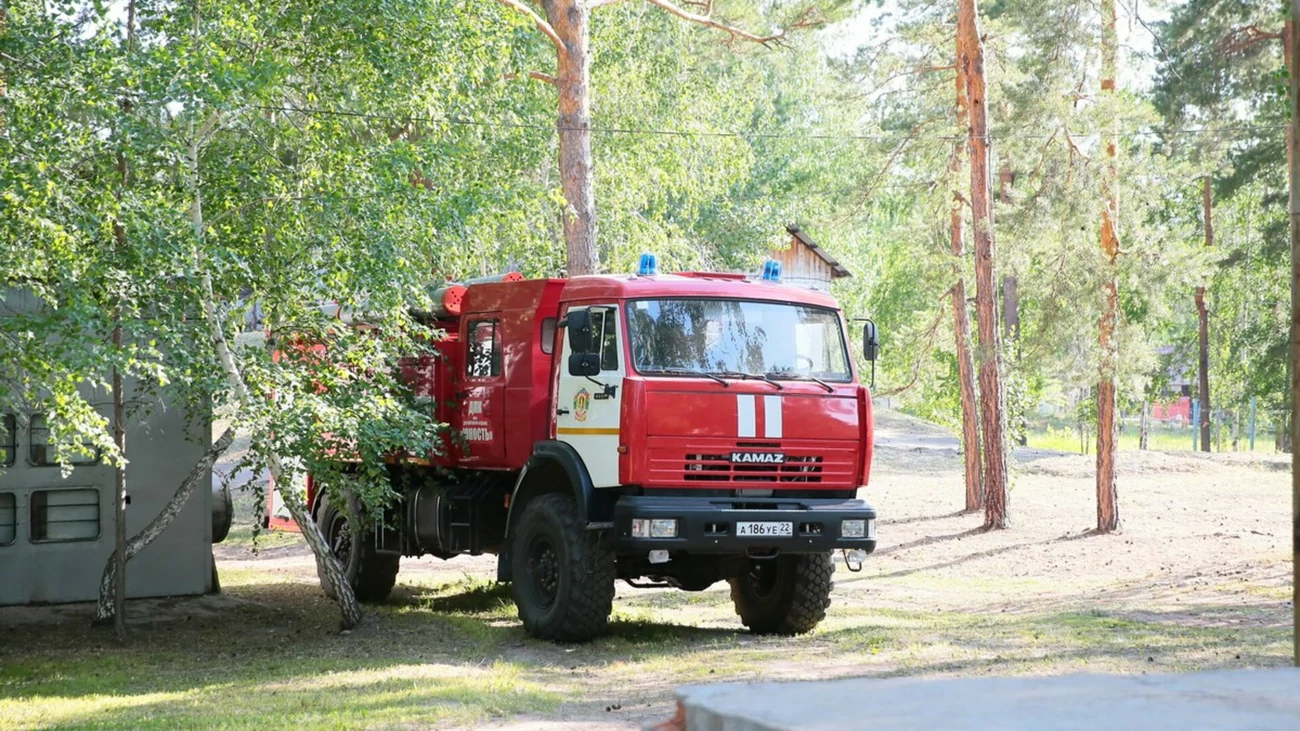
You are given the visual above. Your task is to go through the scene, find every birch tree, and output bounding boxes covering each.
[3,0,508,629]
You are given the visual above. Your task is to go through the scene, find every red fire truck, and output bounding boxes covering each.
[306,257,879,641]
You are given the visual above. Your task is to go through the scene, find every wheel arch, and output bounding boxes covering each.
[497,441,597,581]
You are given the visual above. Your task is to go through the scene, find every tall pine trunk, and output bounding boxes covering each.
[957,0,1009,530]
[1197,176,1213,452]
[951,28,983,513]
[1095,0,1121,533]
[545,0,599,276]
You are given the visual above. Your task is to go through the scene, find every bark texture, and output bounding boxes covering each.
[1197,175,1213,452]
[542,0,599,276]
[1094,0,1121,534]
[951,29,983,513]
[957,0,1009,530]
[94,429,235,624]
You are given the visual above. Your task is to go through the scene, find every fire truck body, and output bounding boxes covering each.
[310,266,878,641]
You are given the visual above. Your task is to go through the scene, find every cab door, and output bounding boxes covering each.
[555,304,624,487]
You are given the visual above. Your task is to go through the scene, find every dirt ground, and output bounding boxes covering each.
[2,410,1293,730]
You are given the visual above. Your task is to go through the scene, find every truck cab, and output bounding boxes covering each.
[309,262,878,642]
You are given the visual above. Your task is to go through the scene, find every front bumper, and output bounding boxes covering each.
[611,495,877,555]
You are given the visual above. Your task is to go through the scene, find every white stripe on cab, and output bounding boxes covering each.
[737,394,756,438]
[764,395,783,438]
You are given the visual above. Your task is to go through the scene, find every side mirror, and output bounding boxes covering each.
[566,308,595,354]
[568,352,600,377]
[862,320,879,362]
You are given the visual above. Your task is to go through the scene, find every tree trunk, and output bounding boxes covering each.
[1198,176,1213,452]
[957,0,1009,530]
[1139,402,1149,450]
[951,26,983,513]
[1094,0,1121,534]
[1002,276,1019,343]
[110,358,127,640]
[544,0,599,276]
[998,167,1020,357]
[187,134,364,629]
[1232,409,1240,452]
[1284,7,1299,669]
[94,429,234,624]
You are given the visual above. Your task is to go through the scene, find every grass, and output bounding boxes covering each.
[1,574,560,730]
[1,565,1291,729]
[222,523,306,551]
[1027,424,1221,453]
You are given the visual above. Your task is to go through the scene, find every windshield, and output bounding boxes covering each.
[626,299,851,381]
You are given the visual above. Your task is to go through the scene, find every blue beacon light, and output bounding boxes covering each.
[637,252,659,276]
[761,259,782,282]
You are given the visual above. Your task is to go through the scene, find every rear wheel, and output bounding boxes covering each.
[510,493,615,642]
[316,502,400,603]
[729,551,834,635]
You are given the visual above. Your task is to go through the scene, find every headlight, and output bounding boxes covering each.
[842,519,866,538]
[631,518,679,538]
[650,519,678,538]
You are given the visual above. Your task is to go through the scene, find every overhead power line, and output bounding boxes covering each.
[254,104,1284,145]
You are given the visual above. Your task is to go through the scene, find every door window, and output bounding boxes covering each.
[466,320,501,378]
[589,308,620,372]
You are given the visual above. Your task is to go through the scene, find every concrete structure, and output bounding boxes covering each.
[654,669,1300,730]
[0,287,215,605]
[770,225,851,292]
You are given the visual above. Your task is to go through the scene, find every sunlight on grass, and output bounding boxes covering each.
[222,525,304,551]
[1,659,556,730]
[1027,425,1200,453]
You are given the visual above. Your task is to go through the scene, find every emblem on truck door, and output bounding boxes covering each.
[730,452,786,464]
[573,388,591,422]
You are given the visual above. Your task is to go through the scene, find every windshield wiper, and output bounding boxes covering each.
[644,368,729,387]
[719,371,784,391]
[767,372,835,393]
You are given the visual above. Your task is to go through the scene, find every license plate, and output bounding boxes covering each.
[736,521,793,538]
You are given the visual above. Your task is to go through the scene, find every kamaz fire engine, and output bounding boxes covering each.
[305,256,879,642]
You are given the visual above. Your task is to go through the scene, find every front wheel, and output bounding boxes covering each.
[510,493,616,642]
[729,551,834,635]
[315,502,400,603]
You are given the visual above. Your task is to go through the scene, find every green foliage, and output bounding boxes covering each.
[0,1,528,516]
[4,0,1291,517]
[1153,0,1290,426]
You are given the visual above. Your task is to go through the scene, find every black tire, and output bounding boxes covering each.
[316,502,400,603]
[509,493,616,642]
[728,551,834,635]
